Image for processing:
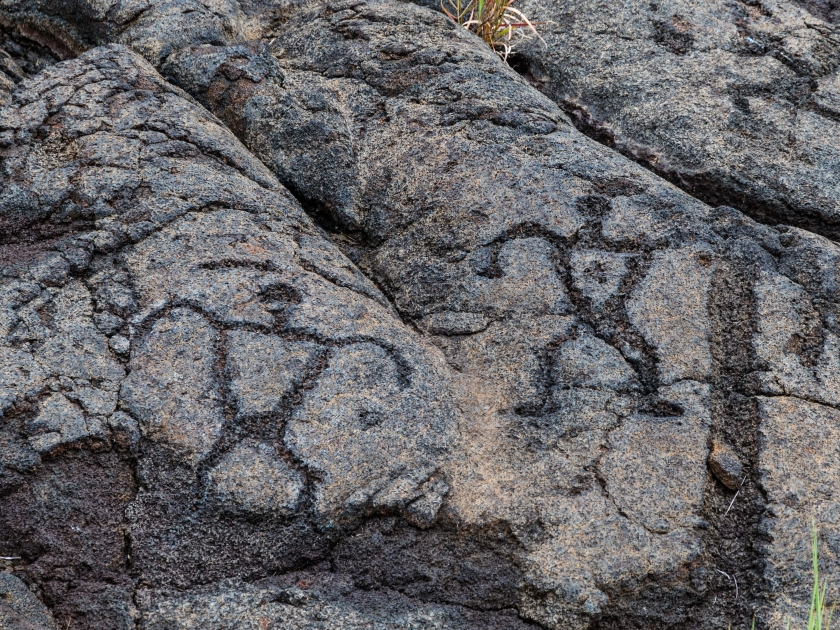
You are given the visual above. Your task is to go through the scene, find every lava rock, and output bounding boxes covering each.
[709,441,744,490]
[2,0,840,628]
[0,572,58,630]
[153,1,840,625]
[514,0,840,239]
[0,44,459,629]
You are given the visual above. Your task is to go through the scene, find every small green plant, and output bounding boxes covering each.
[784,519,835,630]
[736,520,835,629]
[441,0,542,61]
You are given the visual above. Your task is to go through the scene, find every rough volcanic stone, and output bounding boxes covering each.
[512,0,840,238]
[138,572,534,629]
[570,249,634,309]
[709,441,744,490]
[0,43,459,629]
[226,332,321,418]
[146,1,766,625]
[758,396,840,627]
[0,572,58,630]
[625,245,715,385]
[4,0,840,628]
[0,346,44,414]
[206,439,304,516]
[0,20,60,106]
[121,307,225,462]
[27,392,106,453]
[0,0,243,65]
[140,1,840,625]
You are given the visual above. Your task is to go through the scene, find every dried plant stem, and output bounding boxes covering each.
[441,0,543,61]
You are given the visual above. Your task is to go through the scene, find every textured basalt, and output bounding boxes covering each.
[511,0,840,239]
[1,1,840,629]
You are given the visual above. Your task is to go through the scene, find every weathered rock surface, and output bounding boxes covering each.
[153,1,840,626]
[1,0,840,629]
[709,440,744,490]
[0,0,237,66]
[138,571,533,629]
[0,44,460,629]
[511,0,840,238]
[0,572,58,630]
[0,19,58,106]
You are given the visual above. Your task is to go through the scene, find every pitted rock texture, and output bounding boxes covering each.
[509,0,840,239]
[758,396,840,627]
[0,572,58,630]
[138,571,533,630]
[0,19,58,105]
[0,0,240,65]
[0,44,459,629]
[139,1,840,626]
[709,441,744,490]
[2,1,840,629]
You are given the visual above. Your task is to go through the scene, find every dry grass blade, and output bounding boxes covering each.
[442,0,544,61]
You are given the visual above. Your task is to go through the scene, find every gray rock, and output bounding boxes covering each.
[76,385,118,415]
[0,44,459,627]
[0,572,58,630]
[108,334,130,355]
[93,311,124,335]
[155,5,731,623]
[226,332,321,418]
[418,311,489,335]
[0,20,60,106]
[0,0,244,66]
[34,281,126,385]
[0,346,44,415]
[107,410,140,449]
[570,249,634,309]
[27,392,106,453]
[138,572,533,629]
[758,396,840,627]
[0,432,40,477]
[554,333,640,392]
[3,0,840,628]
[286,341,454,519]
[604,381,711,534]
[405,477,450,528]
[625,245,715,385]
[121,308,225,462]
[709,441,744,490]
[206,440,304,516]
[513,0,840,238]
[137,1,840,624]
